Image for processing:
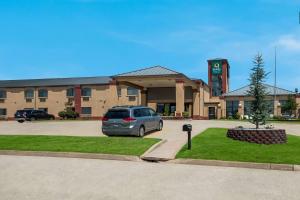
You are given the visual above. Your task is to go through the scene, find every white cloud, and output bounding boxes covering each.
[274,35,300,51]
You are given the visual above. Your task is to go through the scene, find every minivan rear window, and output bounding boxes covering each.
[16,110,33,115]
[105,109,130,119]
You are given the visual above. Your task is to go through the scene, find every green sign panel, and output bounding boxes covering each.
[211,61,222,75]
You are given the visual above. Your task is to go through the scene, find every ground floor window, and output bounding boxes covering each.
[81,107,92,115]
[157,103,176,116]
[244,100,275,116]
[156,103,191,116]
[226,100,239,118]
[280,100,288,115]
[0,108,7,116]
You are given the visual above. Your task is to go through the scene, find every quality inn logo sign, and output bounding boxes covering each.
[211,61,222,75]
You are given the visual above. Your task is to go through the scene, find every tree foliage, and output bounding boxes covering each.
[281,96,298,115]
[247,54,269,129]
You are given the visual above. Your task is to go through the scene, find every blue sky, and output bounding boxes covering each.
[0,0,300,91]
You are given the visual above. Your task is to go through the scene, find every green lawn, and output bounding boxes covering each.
[0,135,160,156]
[177,128,300,165]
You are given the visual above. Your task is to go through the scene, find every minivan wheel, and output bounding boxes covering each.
[139,126,145,137]
[158,121,163,131]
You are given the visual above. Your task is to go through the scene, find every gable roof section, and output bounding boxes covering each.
[223,84,295,97]
[115,66,181,77]
[0,76,112,88]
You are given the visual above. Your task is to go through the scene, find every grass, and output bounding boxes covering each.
[0,135,160,156]
[177,128,300,165]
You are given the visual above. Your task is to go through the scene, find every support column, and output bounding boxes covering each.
[274,100,281,116]
[192,89,200,119]
[74,85,81,114]
[141,90,147,106]
[175,79,185,117]
[238,100,244,118]
[107,80,119,108]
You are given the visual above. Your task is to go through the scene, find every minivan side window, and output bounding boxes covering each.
[141,108,151,117]
[149,109,157,116]
[133,109,142,117]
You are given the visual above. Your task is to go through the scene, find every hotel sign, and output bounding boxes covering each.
[211,61,222,75]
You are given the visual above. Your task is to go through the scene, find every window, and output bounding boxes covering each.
[134,109,142,117]
[128,96,136,101]
[0,90,7,99]
[226,100,239,117]
[127,87,138,96]
[38,108,48,112]
[38,89,48,98]
[66,88,74,97]
[105,109,130,119]
[81,88,91,97]
[39,98,46,102]
[81,107,92,115]
[244,100,274,116]
[25,89,34,99]
[141,108,151,117]
[26,98,32,103]
[265,100,274,115]
[0,108,7,116]
[280,100,288,115]
[244,101,252,116]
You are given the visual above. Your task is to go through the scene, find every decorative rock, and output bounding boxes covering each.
[227,129,287,144]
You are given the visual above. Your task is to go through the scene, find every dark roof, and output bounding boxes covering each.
[223,84,295,97]
[115,66,181,77]
[207,58,228,62]
[0,76,112,88]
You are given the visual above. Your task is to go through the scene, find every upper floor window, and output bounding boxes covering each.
[127,87,138,96]
[38,89,48,98]
[66,88,74,97]
[24,89,34,99]
[0,90,7,99]
[81,88,91,97]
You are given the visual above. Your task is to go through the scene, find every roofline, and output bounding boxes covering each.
[0,75,111,82]
[223,83,296,97]
[113,65,182,77]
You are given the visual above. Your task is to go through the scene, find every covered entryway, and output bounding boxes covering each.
[113,66,204,118]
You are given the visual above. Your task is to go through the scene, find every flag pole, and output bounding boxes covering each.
[274,47,277,115]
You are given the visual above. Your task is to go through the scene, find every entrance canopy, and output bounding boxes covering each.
[113,66,201,89]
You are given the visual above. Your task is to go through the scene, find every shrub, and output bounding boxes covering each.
[58,109,79,119]
[233,113,241,120]
[58,111,67,119]
[182,112,190,118]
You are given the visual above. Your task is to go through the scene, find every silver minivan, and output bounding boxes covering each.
[102,106,163,137]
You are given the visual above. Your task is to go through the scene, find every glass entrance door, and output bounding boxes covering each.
[208,107,216,120]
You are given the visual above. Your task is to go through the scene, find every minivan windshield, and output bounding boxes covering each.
[105,109,130,119]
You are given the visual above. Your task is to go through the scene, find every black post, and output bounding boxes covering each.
[188,131,191,150]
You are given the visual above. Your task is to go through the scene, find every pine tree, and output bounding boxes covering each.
[247,54,269,129]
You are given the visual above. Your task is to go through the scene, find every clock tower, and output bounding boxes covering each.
[207,58,230,97]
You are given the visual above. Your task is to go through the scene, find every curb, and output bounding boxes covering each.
[0,150,141,162]
[169,159,299,171]
[140,140,168,162]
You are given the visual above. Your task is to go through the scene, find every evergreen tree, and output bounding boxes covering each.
[247,54,269,129]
